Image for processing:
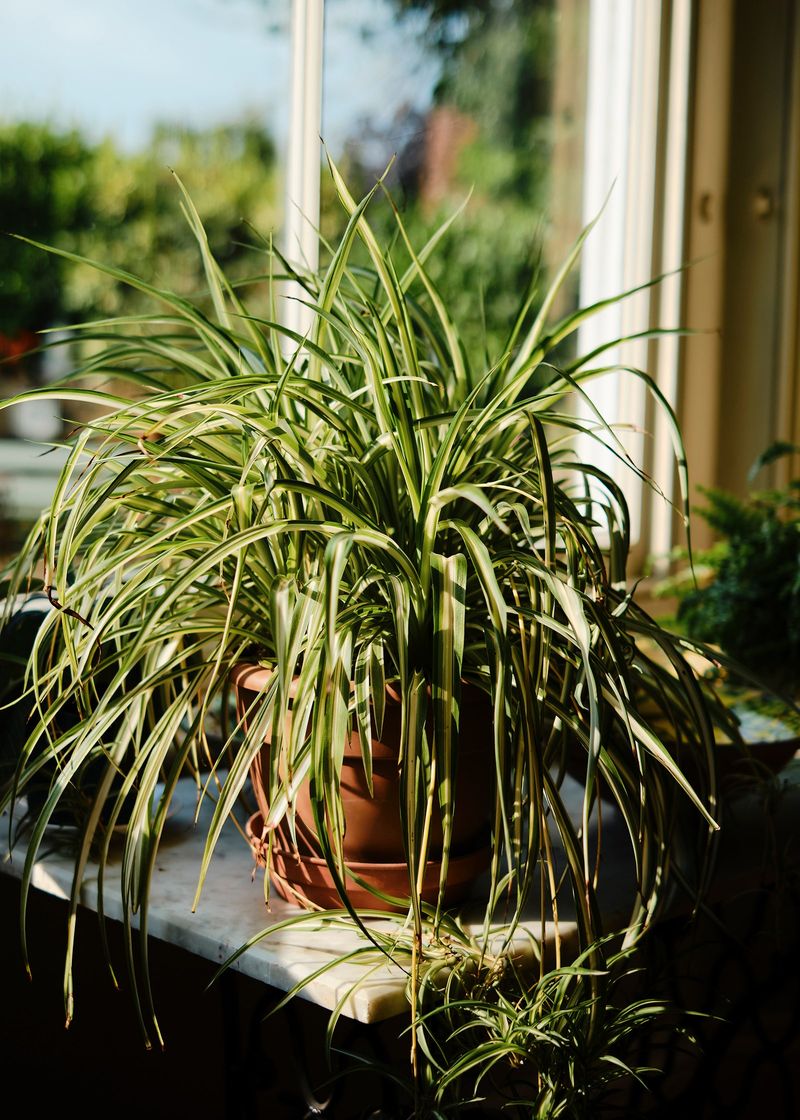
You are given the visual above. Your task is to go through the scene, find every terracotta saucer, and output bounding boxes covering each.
[245,811,489,912]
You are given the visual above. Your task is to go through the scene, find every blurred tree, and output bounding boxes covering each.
[0,120,280,347]
[66,121,280,320]
[0,124,95,343]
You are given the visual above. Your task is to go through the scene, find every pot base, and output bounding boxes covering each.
[245,811,489,912]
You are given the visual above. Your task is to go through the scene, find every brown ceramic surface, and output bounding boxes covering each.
[245,811,489,912]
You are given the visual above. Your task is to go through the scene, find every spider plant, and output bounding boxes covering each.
[1,165,719,1050]
[216,912,675,1118]
[410,938,670,1118]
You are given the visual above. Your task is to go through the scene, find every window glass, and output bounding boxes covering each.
[0,0,290,562]
[1,1,609,565]
[320,0,589,363]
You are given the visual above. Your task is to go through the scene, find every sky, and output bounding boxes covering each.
[0,0,441,155]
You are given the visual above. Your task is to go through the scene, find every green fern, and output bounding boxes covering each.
[677,445,800,687]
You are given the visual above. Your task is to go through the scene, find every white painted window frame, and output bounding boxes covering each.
[283,0,325,343]
[577,0,694,566]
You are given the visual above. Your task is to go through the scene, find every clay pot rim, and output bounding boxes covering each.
[233,662,493,761]
[231,662,491,706]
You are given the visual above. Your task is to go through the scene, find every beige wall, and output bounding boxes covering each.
[680,0,799,547]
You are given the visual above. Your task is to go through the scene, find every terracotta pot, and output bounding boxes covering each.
[232,664,494,911]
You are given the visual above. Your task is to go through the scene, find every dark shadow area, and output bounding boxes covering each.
[0,875,409,1119]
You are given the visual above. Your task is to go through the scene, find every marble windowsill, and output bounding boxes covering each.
[3,761,798,1024]
[0,772,640,1024]
[1,785,413,1023]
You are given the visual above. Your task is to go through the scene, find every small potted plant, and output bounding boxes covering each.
[675,442,800,686]
[656,442,800,782]
[1,168,720,1056]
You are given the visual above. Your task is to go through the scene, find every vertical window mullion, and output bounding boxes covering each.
[577,0,683,567]
[283,0,325,340]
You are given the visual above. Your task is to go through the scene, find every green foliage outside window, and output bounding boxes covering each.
[64,123,280,320]
[322,0,558,363]
[0,120,280,345]
[0,123,95,340]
